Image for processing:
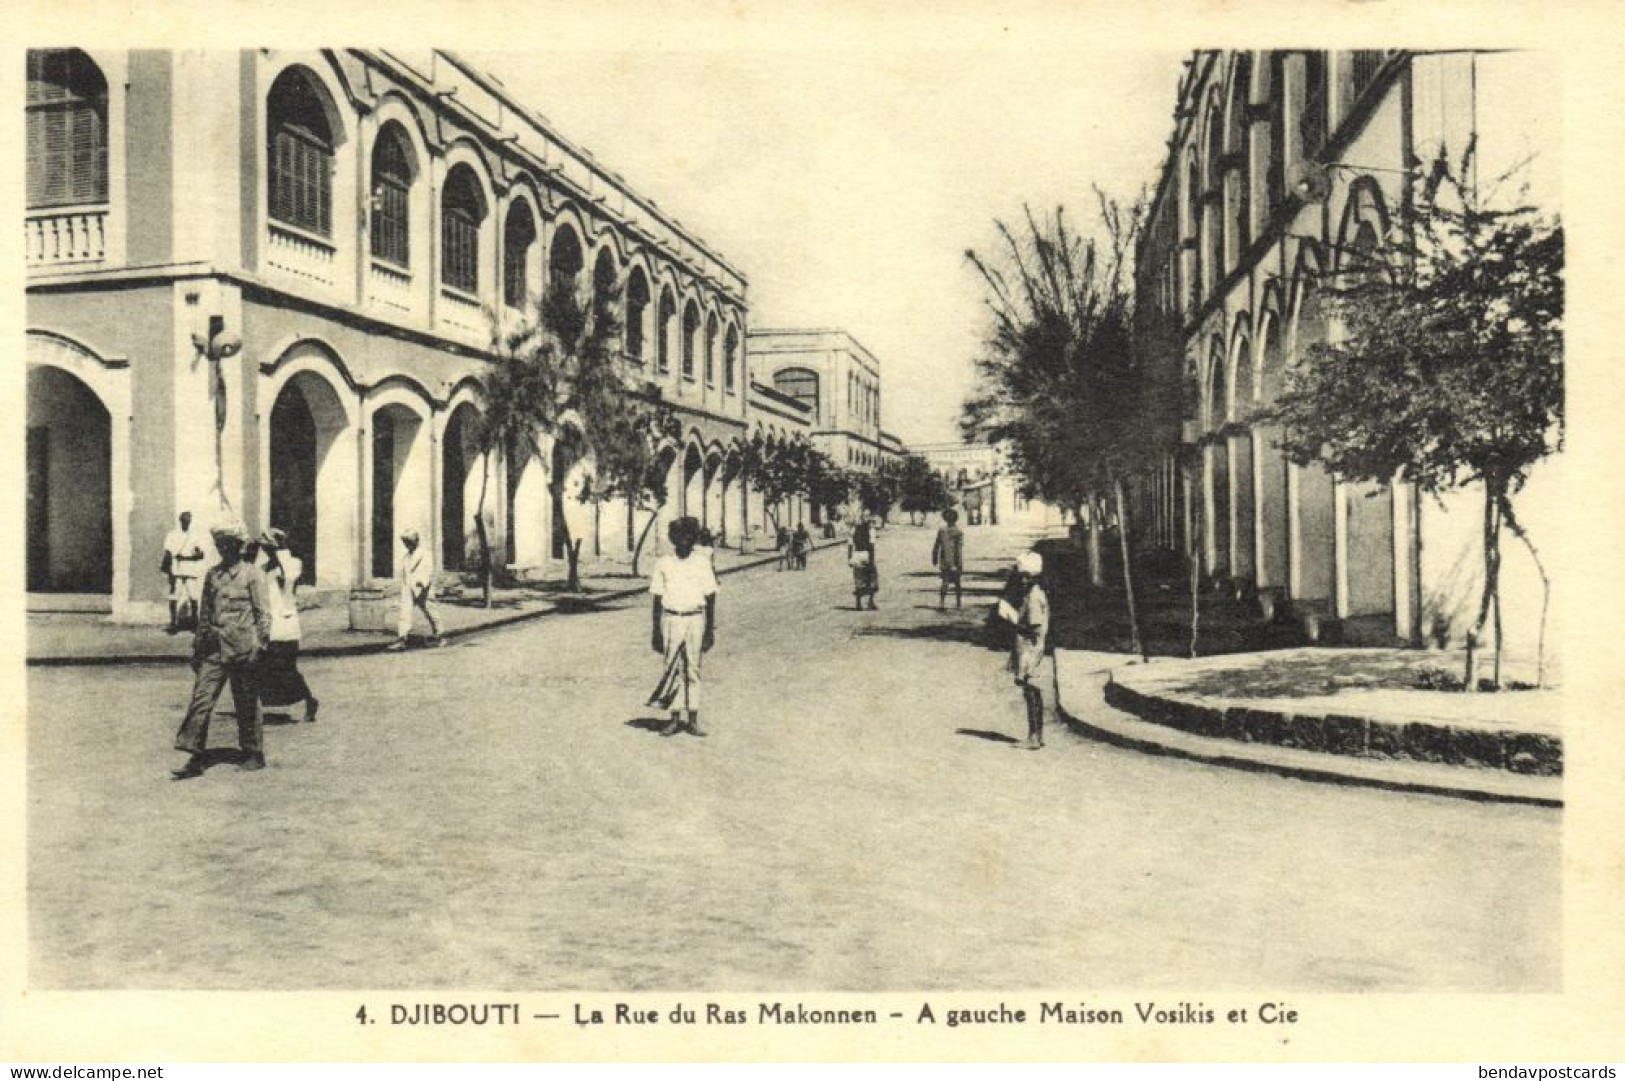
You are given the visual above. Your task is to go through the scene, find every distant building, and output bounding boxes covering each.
[1128,50,1559,648]
[913,441,1064,529]
[746,328,899,474]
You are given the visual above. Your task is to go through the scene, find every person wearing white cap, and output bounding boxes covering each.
[1008,549,1051,750]
[173,521,271,776]
[253,527,319,723]
[389,528,441,650]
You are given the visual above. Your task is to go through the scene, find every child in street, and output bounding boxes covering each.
[1007,549,1051,750]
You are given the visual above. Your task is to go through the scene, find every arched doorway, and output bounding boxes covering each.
[1205,349,1230,575]
[1230,335,1256,583]
[1256,316,1290,590]
[27,365,111,593]
[441,402,483,572]
[369,402,430,581]
[1293,283,1336,605]
[682,443,704,519]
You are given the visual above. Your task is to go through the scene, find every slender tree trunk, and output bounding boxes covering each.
[1499,495,1550,688]
[630,498,664,577]
[474,455,494,609]
[1085,496,1105,587]
[1114,477,1146,662]
[1188,511,1202,660]
[1465,481,1504,693]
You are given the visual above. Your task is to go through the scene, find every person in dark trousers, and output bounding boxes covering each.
[931,508,965,609]
[791,523,810,570]
[1005,549,1051,750]
[849,514,879,609]
[173,522,271,777]
[649,516,719,738]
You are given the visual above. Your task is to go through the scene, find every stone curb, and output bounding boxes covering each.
[27,537,846,669]
[1054,666,1561,808]
[1101,675,1563,778]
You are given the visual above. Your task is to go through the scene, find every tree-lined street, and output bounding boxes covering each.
[29,524,1558,992]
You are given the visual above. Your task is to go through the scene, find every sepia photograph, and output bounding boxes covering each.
[6,1,1623,1065]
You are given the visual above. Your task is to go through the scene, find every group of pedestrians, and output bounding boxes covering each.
[776,523,811,571]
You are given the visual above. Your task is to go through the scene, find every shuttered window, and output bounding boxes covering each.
[441,166,484,294]
[26,50,108,209]
[267,70,334,237]
[504,203,535,308]
[1351,51,1384,101]
[370,128,412,266]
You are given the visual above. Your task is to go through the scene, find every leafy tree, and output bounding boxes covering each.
[492,276,628,593]
[896,454,952,524]
[1271,146,1563,687]
[746,435,811,531]
[470,323,558,608]
[961,195,1171,659]
[856,463,901,522]
[581,398,683,577]
[805,448,852,523]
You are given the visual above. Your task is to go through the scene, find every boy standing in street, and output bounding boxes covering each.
[1008,549,1051,750]
[649,516,719,738]
[931,508,965,609]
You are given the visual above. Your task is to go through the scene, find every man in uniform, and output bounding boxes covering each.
[162,510,209,632]
[650,516,719,737]
[390,528,442,650]
[173,522,271,776]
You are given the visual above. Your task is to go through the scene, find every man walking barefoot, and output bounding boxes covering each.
[650,516,718,738]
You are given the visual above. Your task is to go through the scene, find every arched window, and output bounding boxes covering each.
[1350,50,1384,102]
[625,268,651,362]
[441,164,485,294]
[27,49,108,209]
[704,312,719,386]
[1301,51,1328,162]
[1186,160,1203,310]
[657,290,675,373]
[267,68,335,237]
[681,302,699,381]
[1205,103,1224,291]
[503,200,536,308]
[1267,52,1287,216]
[1227,55,1251,266]
[773,367,819,414]
[724,325,739,393]
[592,247,617,319]
[369,124,413,267]
[550,224,583,293]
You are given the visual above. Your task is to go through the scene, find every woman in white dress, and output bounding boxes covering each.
[253,528,319,723]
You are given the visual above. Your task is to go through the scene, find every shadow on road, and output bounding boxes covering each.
[169,747,242,780]
[853,622,998,648]
[955,728,1020,745]
[624,717,672,735]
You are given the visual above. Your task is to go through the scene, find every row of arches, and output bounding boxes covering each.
[24,329,808,618]
[1143,175,1402,630]
[259,55,746,384]
[1158,49,1392,319]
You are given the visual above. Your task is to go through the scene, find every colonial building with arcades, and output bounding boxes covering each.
[1129,49,1559,651]
[26,48,798,623]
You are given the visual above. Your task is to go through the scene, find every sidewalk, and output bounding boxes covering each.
[1052,647,1563,807]
[28,537,844,667]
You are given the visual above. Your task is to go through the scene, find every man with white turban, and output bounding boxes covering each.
[1009,549,1051,750]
